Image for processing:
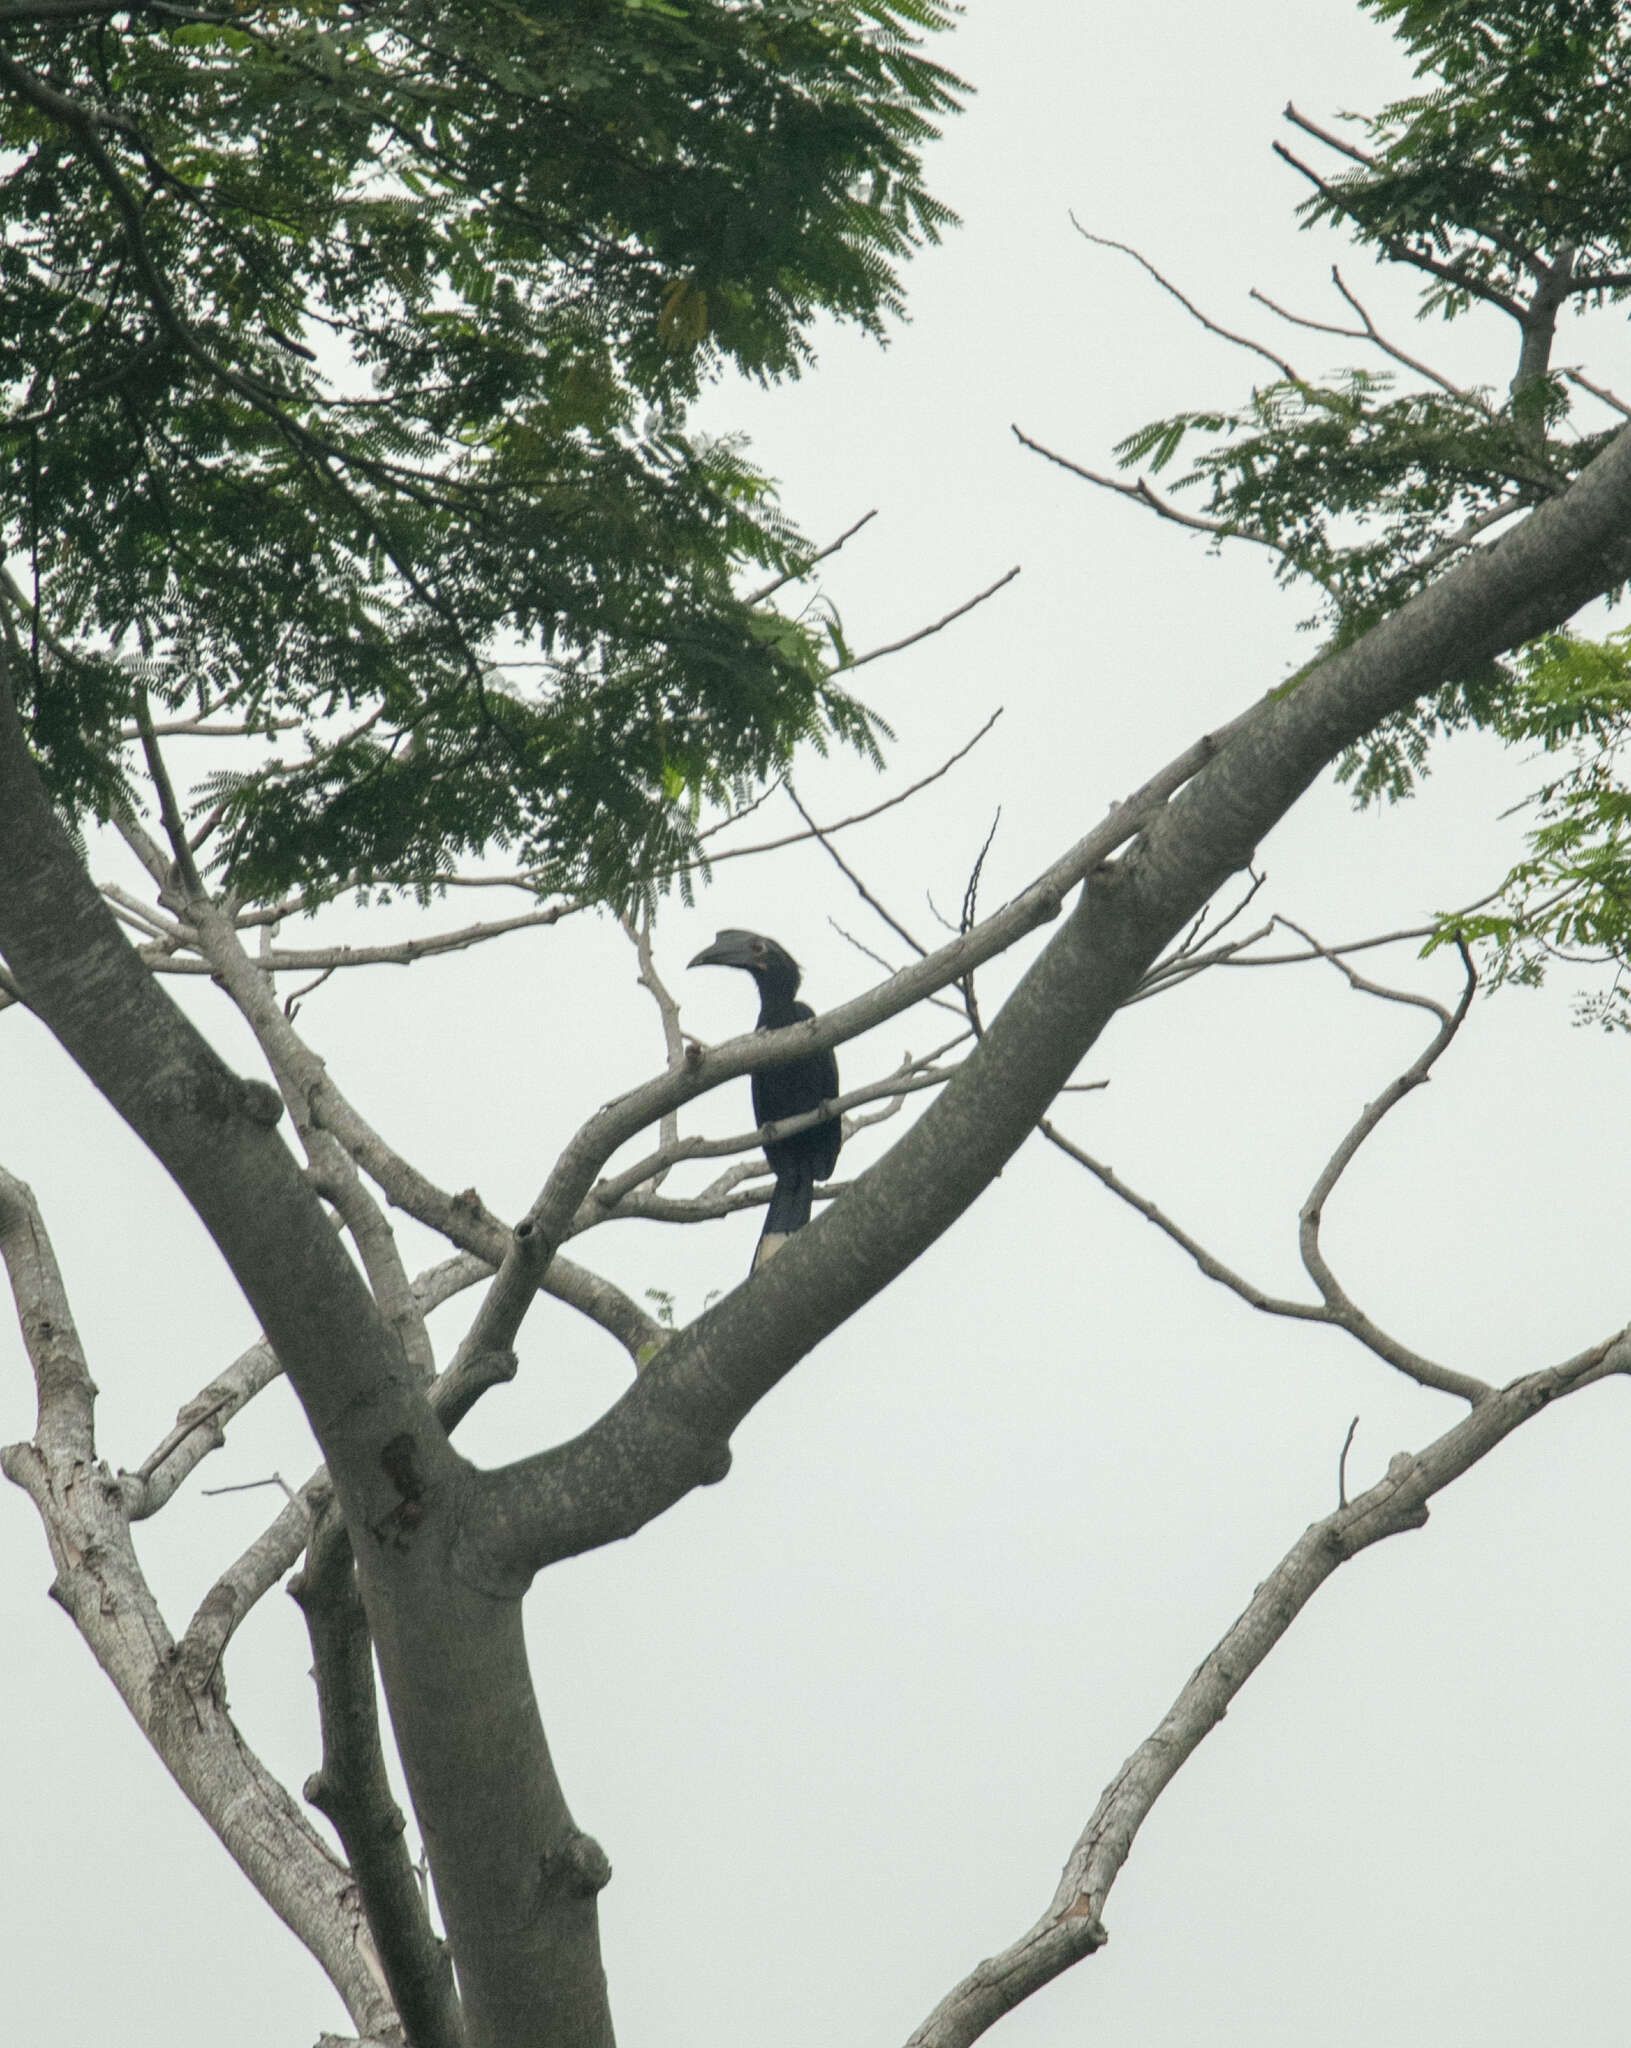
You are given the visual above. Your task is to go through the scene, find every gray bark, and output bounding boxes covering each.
[0,651,615,2048]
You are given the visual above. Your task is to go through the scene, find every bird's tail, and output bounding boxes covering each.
[754,1160,816,1269]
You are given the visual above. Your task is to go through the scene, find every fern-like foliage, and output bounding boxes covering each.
[1096,0,1631,1009]
[0,0,965,907]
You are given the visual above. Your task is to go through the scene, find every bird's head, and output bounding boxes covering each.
[688,929,802,997]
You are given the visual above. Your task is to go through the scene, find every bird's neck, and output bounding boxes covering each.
[754,968,803,1028]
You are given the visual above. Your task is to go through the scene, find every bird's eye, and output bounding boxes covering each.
[752,940,765,954]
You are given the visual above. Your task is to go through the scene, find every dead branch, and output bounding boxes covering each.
[785,781,929,960]
[1135,867,1268,995]
[603,1177,856,1227]
[1070,218,1303,383]
[1281,101,1377,169]
[623,913,688,1173]
[697,712,1003,870]
[1337,1415,1360,1508]
[836,565,1021,674]
[0,1164,404,2042]
[1011,427,1289,560]
[1249,268,1498,413]
[905,1332,1630,2048]
[1043,928,1491,1404]
[1565,367,1631,419]
[743,508,878,606]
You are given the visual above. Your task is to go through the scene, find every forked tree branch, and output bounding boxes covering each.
[905,1335,1630,2048]
[123,1252,487,1523]
[1043,927,1489,1403]
[1270,139,1534,323]
[1248,269,1498,414]
[582,1040,967,1220]
[459,403,1631,1590]
[1071,218,1304,383]
[164,876,661,1364]
[0,1164,405,2043]
[480,697,1267,1351]
[1291,927,1483,1400]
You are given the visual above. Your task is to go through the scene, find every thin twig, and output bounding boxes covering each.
[837,566,1020,675]
[133,693,205,898]
[785,783,929,959]
[201,1472,298,1503]
[1565,366,1631,419]
[623,913,688,1178]
[744,509,878,606]
[1071,218,1302,383]
[699,713,1003,868]
[1338,1415,1360,1509]
[584,1040,969,1219]
[1012,427,1283,554]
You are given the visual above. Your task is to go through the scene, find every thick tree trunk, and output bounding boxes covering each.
[0,648,616,2048]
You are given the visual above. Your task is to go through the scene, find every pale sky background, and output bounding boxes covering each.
[5,4,1631,2044]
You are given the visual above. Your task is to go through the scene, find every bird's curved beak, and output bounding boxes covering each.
[689,933,754,970]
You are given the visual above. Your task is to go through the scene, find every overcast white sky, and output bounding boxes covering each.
[5,5,1631,2045]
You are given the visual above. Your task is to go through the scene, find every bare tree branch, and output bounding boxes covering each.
[0,1163,405,2043]
[1291,931,1488,1400]
[743,508,878,606]
[123,1253,488,1522]
[1045,927,1490,1404]
[1565,366,1631,419]
[836,566,1021,674]
[1071,218,1303,382]
[785,780,929,959]
[175,1333,525,1685]
[1281,100,1378,169]
[1011,426,1288,560]
[1248,270,1496,412]
[904,1336,1630,2048]
[582,1043,967,1222]
[623,913,688,1176]
[1038,1120,1333,1324]
[292,1515,465,2048]
[156,880,661,1364]
[695,712,1003,868]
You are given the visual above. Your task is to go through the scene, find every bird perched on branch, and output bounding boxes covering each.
[688,929,840,1268]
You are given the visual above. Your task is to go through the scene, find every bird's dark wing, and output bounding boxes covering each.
[752,1000,841,1181]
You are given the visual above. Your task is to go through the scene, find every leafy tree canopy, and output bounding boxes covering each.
[0,0,962,905]
[1103,0,1631,1018]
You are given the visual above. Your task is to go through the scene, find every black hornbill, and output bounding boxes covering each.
[688,930,840,1268]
